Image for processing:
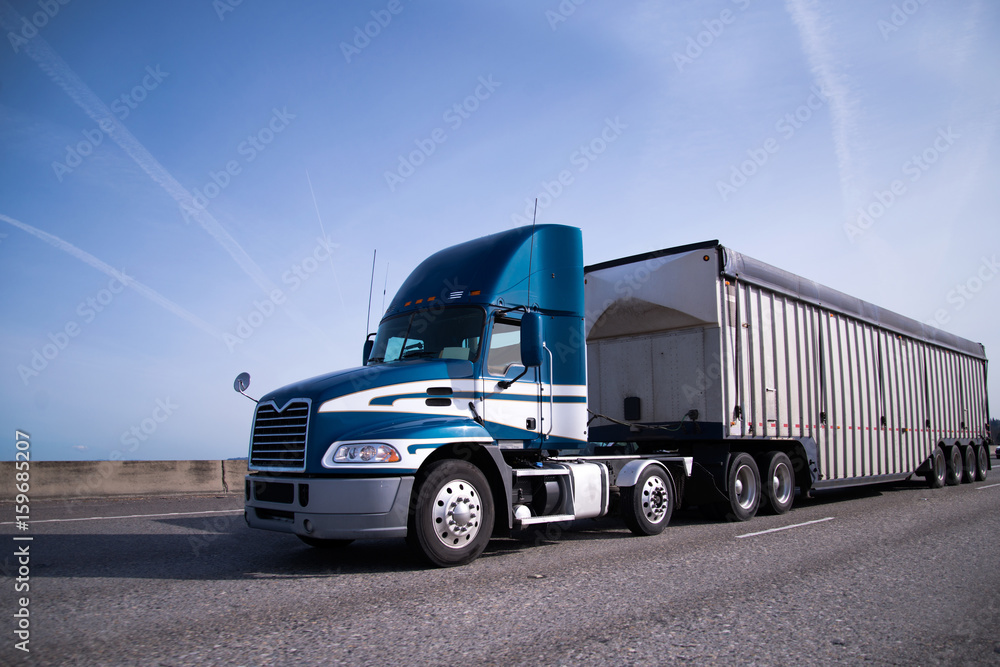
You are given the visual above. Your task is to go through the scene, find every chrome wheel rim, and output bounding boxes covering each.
[772,461,793,506]
[642,474,669,524]
[734,463,757,510]
[431,478,481,549]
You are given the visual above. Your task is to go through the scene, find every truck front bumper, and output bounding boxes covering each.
[244,474,413,540]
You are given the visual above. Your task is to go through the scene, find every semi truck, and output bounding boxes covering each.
[237,224,991,566]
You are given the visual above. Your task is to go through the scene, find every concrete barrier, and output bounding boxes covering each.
[0,460,248,500]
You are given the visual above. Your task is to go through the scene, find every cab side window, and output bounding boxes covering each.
[487,319,521,376]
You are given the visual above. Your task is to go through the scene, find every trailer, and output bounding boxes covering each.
[238,225,991,566]
[585,240,991,518]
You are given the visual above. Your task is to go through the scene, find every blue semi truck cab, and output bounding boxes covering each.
[240,224,691,566]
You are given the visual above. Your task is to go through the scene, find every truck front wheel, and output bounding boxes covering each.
[407,460,494,567]
[621,465,674,536]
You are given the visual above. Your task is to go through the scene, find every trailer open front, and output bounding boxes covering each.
[585,241,991,519]
[241,224,990,566]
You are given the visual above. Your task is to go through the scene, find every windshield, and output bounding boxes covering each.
[368,307,485,364]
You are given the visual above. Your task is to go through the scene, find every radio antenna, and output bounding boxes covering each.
[380,261,389,315]
[366,249,377,336]
[526,198,537,310]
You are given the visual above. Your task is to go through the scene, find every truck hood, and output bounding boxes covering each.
[255,360,486,473]
[260,359,476,407]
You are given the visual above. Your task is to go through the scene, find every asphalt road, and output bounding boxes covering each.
[2,468,999,666]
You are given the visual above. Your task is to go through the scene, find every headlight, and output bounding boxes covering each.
[332,443,401,463]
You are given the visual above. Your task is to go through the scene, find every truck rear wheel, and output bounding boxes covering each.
[945,445,962,486]
[407,460,494,567]
[621,465,674,535]
[975,445,989,481]
[758,451,794,515]
[707,452,761,522]
[728,453,761,521]
[961,445,977,484]
[924,446,946,489]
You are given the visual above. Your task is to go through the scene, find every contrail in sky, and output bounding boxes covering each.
[785,0,863,211]
[0,1,334,348]
[0,213,228,343]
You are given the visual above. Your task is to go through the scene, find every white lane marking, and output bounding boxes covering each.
[976,483,1000,490]
[737,517,835,539]
[0,509,243,525]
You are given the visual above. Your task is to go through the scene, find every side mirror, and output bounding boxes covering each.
[520,312,543,367]
[233,372,257,404]
[234,372,251,393]
[362,337,375,366]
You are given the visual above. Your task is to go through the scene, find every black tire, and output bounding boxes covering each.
[297,535,354,549]
[708,452,761,522]
[945,445,962,486]
[407,460,494,567]
[975,445,989,482]
[924,446,946,489]
[758,451,794,515]
[621,465,674,535]
[961,445,977,484]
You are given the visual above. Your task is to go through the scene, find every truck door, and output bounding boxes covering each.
[481,315,543,445]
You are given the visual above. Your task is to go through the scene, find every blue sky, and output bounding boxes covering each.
[1,0,997,461]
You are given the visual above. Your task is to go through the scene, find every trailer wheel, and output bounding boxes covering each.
[708,452,761,522]
[961,445,977,484]
[297,536,354,549]
[759,451,794,515]
[945,445,962,486]
[974,445,989,482]
[621,465,674,536]
[924,446,946,489]
[407,460,494,567]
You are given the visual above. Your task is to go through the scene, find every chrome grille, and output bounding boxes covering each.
[250,400,309,470]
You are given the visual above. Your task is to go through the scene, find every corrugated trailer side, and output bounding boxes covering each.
[585,241,991,519]
[720,247,989,489]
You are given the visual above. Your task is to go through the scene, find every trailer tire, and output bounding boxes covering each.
[297,536,354,549]
[621,465,674,536]
[708,452,761,522]
[961,445,977,484]
[945,445,962,486]
[924,446,946,489]
[407,460,494,567]
[758,451,794,515]
[975,445,989,482]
